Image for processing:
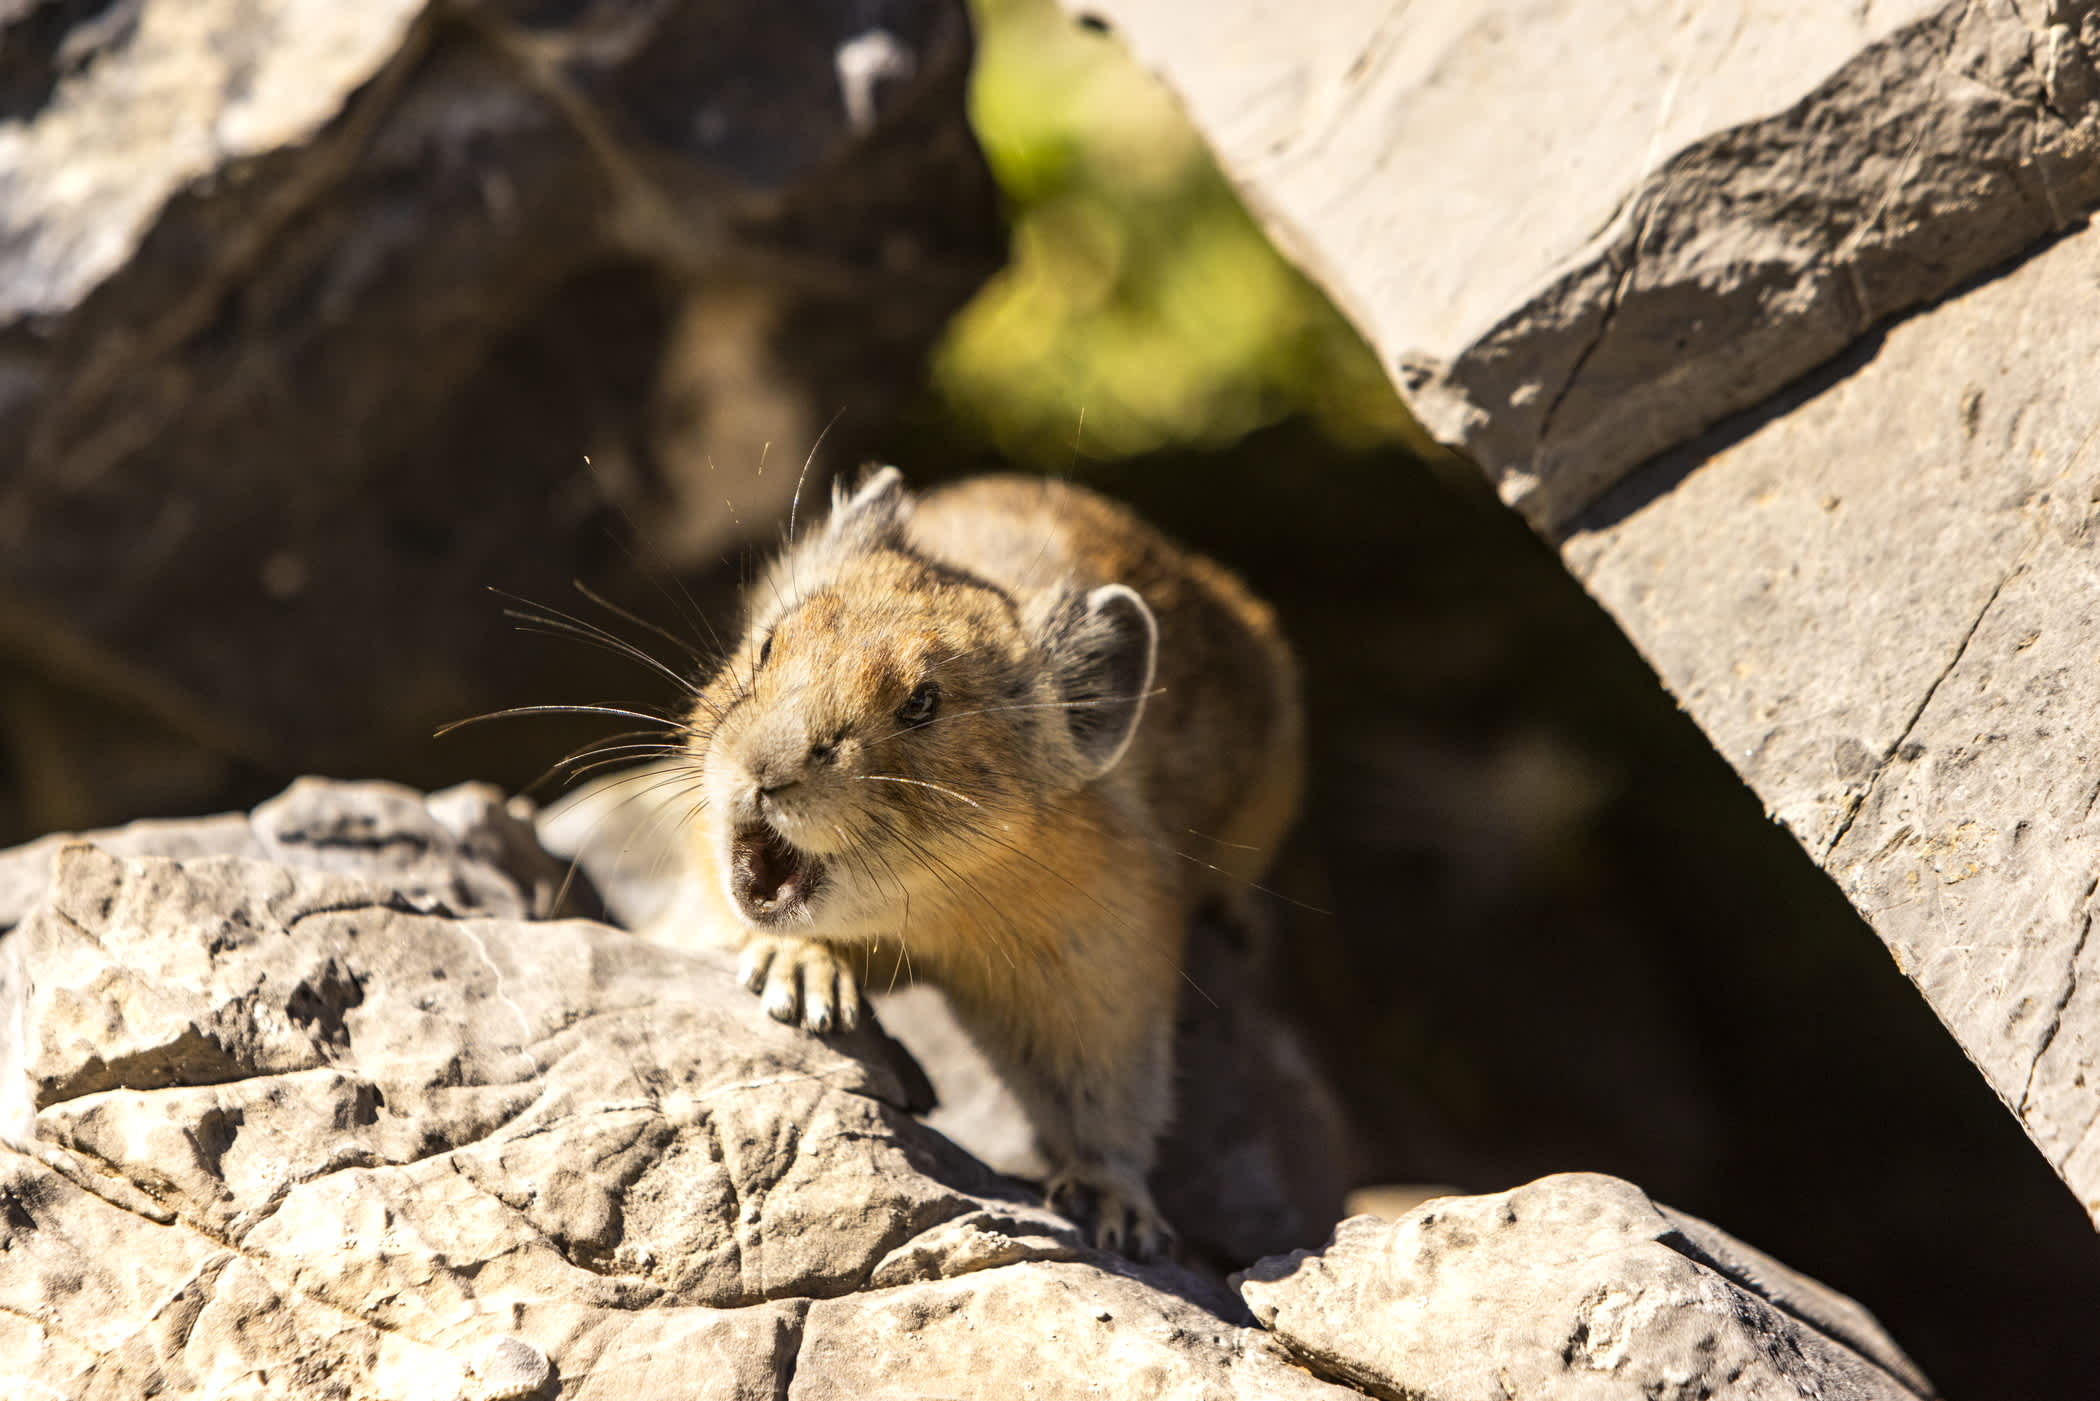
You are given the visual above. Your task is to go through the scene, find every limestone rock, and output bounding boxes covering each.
[793,1259,1352,1401]
[0,779,1940,1397]
[1239,1173,1936,1401]
[1565,217,2100,1228]
[0,778,1345,1398]
[1062,0,2100,532]
[0,776,591,933]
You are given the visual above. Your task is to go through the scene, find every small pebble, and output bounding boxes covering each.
[471,1335,551,1400]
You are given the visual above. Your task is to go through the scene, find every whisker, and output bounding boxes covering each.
[946,820,1145,942]
[863,809,1020,974]
[522,743,683,800]
[558,749,690,785]
[549,741,684,773]
[516,729,681,798]
[559,763,711,812]
[631,787,711,887]
[889,785,1276,975]
[920,637,1004,677]
[892,886,913,993]
[845,766,1296,933]
[494,589,701,698]
[561,774,709,896]
[571,579,711,666]
[435,703,680,737]
[790,410,845,547]
[1184,828,1262,853]
[855,774,982,808]
[576,452,724,668]
[1027,792,1336,920]
[886,763,1287,910]
[507,618,705,706]
[535,760,706,920]
[553,726,678,760]
[828,826,916,993]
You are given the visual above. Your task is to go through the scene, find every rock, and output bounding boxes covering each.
[0,0,1001,838]
[1565,218,2100,1227]
[541,761,1359,1269]
[1056,0,2100,1243]
[792,1259,1353,1401]
[0,779,1935,1397]
[0,776,593,933]
[1059,0,2100,532]
[1239,1173,1936,1401]
[0,777,1356,1397]
[466,1335,550,1401]
[874,984,1051,1182]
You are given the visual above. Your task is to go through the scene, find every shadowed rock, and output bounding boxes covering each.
[0,0,1001,836]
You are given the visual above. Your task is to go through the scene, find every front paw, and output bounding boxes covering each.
[737,935,862,1033]
[1045,1167,1175,1259]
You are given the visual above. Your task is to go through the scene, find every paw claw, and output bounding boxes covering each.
[804,995,835,1034]
[1043,1169,1172,1259]
[834,975,862,1032]
[736,935,861,1036]
[762,982,802,1024]
[737,942,775,994]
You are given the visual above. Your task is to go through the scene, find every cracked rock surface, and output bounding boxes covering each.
[0,779,1326,1399]
[1065,0,2100,531]
[0,779,1932,1397]
[1566,218,2100,1230]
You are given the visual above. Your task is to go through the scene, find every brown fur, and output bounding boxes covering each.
[682,468,1302,1252]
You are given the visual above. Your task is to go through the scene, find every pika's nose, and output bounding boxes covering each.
[754,736,841,796]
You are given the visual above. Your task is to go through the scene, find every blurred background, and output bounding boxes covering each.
[2,0,2096,1393]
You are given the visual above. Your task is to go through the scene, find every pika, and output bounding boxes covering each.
[685,467,1302,1252]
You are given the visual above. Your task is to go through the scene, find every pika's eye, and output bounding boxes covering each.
[896,680,941,726]
[757,631,774,667]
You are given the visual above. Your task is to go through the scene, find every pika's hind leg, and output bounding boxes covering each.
[1044,1161,1171,1258]
[1009,1023,1176,1257]
[738,934,862,1033]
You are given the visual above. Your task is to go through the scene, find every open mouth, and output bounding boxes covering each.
[730,823,825,922]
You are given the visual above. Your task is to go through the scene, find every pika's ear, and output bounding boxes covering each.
[1047,583,1158,778]
[827,463,909,542]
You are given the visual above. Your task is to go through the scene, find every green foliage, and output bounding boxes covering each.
[936,0,1429,464]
